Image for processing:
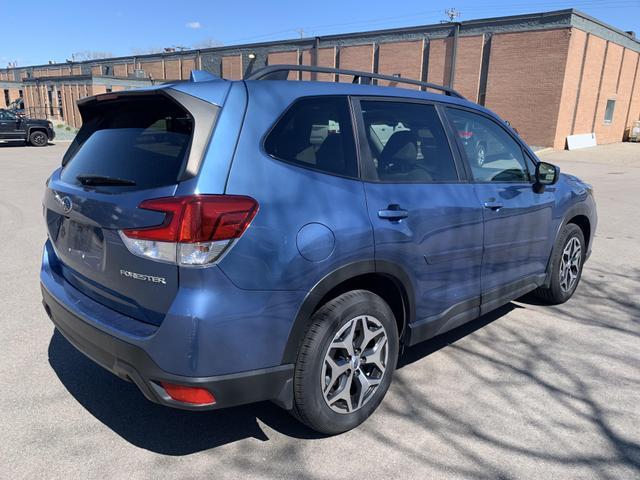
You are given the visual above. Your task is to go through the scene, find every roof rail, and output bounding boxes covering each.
[247,64,465,99]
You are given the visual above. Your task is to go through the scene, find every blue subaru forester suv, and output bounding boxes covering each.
[41,65,597,434]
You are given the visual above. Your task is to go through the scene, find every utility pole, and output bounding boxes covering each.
[295,28,305,38]
[443,8,461,89]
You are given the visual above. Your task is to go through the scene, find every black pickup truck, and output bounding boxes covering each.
[0,109,55,146]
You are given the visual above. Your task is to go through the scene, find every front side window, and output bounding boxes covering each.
[264,96,357,177]
[359,100,458,182]
[0,110,16,120]
[447,108,530,183]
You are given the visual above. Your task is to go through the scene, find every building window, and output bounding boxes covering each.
[57,90,64,120]
[47,88,54,116]
[3,89,9,107]
[604,99,616,124]
[18,90,23,98]
[106,87,113,93]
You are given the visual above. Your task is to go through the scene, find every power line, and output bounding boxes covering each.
[224,0,638,45]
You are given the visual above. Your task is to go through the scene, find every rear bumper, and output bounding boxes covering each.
[41,284,294,411]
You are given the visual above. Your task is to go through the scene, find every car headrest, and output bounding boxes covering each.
[380,130,418,173]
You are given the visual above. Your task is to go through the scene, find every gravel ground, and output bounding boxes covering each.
[0,142,638,479]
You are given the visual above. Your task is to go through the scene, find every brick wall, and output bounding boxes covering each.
[377,40,424,89]
[593,42,624,143]
[338,44,374,82]
[301,47,336,81]
[1,88,21,108]
[181,58,197,79]
[625,58,640,135]
[571,35,607,136]
[615,49,640,139]
[222,55,243,79]
[484,29,571,147]
[138,60,164,80]
[164,59,181,80]
[427,38,453,88]
[268,51,299,79]
[453,35,485,101]
[554,29,588,148]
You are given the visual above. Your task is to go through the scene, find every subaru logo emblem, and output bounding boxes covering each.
[55,194,73,214]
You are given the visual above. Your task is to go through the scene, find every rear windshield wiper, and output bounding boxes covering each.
[76,174,136,186]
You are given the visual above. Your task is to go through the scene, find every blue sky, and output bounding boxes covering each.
[3,0,639,66]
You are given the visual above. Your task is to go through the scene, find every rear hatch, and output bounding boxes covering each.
[44,90,219,325]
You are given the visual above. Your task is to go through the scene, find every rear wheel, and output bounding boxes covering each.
[535,223,585,304]
[29,130,48,147]
[292,290,398,434]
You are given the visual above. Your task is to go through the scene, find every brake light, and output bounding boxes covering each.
[458,130,474,139]
[120,195,258,266]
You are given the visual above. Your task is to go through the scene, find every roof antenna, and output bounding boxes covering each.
[444,8,460,22]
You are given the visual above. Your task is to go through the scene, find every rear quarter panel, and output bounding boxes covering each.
[219,82,374,291]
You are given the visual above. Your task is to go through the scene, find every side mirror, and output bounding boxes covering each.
[534,161,559,192]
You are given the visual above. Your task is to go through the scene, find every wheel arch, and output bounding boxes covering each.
[280,260,415,364]
[28,126,48,136]
[567,214,591,251]
[544,201,594,286]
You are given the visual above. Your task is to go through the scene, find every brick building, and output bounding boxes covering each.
[1,9,639,148]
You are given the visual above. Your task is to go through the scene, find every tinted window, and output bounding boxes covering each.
[0,110,16,120]
[360,101,457,182]
[61,95,194,190]
[265,97,357,177]
[447,108,530,183]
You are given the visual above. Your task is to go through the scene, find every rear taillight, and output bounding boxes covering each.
[120,195,258,266]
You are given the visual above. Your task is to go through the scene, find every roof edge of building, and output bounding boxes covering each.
[3,8,639,72]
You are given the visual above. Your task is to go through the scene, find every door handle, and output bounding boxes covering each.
[483,200,503,211]
[378,205,409,220]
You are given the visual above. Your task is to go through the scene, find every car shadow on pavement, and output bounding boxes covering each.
[48,302,518,455]
[47,330,324,455]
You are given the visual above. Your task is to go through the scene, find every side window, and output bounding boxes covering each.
[264,96,357,177]
[447,108,530,183]
[359,100,458,182]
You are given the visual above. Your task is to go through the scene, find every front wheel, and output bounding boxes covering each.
[535,223,585,304]
[29,130,49,147]
[292,290,399,434]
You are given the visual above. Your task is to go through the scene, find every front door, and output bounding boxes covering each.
[0,110,23,139]
[355,98,484,343]
[445,107,555,312]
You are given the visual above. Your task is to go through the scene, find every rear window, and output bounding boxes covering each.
[61,95,193,189]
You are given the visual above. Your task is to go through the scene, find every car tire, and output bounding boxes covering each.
[29,130,48,147]
[534,223,585,304]
[292,290,398,435]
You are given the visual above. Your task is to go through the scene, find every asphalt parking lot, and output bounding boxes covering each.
[0,141,638,479]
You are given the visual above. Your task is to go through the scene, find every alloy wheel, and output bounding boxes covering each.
[32,132,47,146]
[321,315,388,414]
[559,236,581,293]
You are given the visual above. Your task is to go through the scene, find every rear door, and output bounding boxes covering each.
[44,91,220,325]
[444,107,554,311]
[355,98,484,342]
